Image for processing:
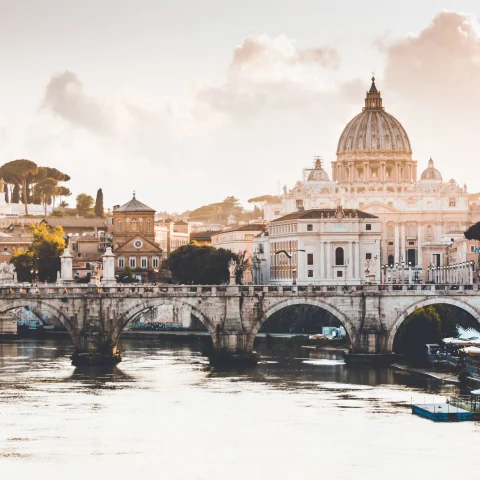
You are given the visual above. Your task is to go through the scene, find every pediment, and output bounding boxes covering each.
[115,235,162,254]
[361,202,399,214]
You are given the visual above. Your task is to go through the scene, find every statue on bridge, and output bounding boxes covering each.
[364,258,376,284]
[0,262,16,284]
[228,259,237,285]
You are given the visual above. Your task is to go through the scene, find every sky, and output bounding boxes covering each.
[1,0,480,213]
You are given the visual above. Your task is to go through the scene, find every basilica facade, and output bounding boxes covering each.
[263,78,479,272]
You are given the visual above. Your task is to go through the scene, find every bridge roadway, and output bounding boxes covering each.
[0,283,479,363]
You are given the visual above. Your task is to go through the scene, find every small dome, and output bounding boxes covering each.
[420,158,442,181]
[307,158,330,182]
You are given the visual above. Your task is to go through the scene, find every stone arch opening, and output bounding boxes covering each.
[249,298,356,350]
[0,299,77,345]
[114,299,216,346]
[388,297,480,354]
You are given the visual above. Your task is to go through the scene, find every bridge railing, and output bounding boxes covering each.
[0,283,478,297]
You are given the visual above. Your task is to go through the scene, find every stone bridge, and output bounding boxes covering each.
[1,283,480,362]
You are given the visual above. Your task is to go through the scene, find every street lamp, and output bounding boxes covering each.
[275,249,306,284]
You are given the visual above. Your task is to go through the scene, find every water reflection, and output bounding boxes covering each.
[0,336,478,480]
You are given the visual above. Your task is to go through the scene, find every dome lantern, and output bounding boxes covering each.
[364,76,384,111]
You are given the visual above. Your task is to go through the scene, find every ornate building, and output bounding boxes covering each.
[263,78,479,276]
[111,194,162,281]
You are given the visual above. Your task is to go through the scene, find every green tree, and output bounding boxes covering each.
[10,223,65,282]
[0,159,38,215]
[94,188,104,217]
[57,186,71,207]
[76,193,94,216]
[168,244,240,284]
[10,249,34,282]
[465,222,480,240]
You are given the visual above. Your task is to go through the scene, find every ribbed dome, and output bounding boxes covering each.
[307,158,330,182]
[420,158,442,180]
[337,78,412,155]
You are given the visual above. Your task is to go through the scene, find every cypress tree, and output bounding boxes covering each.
[94,188,104,218]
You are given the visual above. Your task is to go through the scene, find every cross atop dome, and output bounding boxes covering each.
[364,76,384,111]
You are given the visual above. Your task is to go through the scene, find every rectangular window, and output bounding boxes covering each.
[366,253,372,260]
[408,241,415,246]
[118,258,125,268]
[307,253,314,265]
[337,271,343,277]
[307,270,313,278]
[388,242,394,246]
[141,257,148,268]
[449,198,456,207]
[307,224,313,232]
[152,257,159,268]
[471,246,476,253]
[129,257,136,268]
[366,224,372,231]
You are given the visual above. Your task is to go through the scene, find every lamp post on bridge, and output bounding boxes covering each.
[274,249,306,284]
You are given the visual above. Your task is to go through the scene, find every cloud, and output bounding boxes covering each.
[196,35,351,118]
[42,71,116,134]
[380,11,480,188]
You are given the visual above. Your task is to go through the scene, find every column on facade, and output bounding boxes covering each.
[319,242,324,279]
[326,242,331,282]
[348,241,353,279]
[394,223,400,264]
[354,241,360,280]
[436,223,442,241]
[400,223,406,263]
[417,224,423,268]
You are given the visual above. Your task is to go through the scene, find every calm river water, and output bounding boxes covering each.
[0,336,479,479]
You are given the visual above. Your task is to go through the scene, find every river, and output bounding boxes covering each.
[0,336,479,479]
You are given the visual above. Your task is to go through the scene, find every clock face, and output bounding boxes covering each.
[133,240,143,249]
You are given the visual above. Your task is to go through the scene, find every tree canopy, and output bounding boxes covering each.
[76,193,94,216]
[465,222,480,240]
[0,159,38,215]
[11,223,65,282]
[168,244,245,284]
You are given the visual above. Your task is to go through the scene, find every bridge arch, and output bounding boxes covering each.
[113,298,217,345]
[0,299,78,345]
[387,296,480,352]
[248,297,357,350]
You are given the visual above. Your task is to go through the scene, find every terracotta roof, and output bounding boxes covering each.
[43,217,108,228]
[115,195,155,213]
[190,230,221,241]
[271,209,378,222]
[216,224,267,234]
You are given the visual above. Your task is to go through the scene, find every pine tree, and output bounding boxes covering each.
[94,188,104,218]
[12,184,20,203]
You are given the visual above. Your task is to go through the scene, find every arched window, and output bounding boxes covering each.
[335,247,344,266]
[117,221,122,233]
[130,219,138,232]
[147,220,151,233]
[388,255,394,266]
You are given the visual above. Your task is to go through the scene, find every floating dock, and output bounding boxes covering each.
[412,403,472,422]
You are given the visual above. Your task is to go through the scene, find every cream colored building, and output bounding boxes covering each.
[263,78,480,276]
[254,207,381,285]
[154,219,190,259]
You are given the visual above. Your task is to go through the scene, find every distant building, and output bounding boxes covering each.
[190,230,221,246]
[112,194,162,282]
[211,224,267,283]
[154,219,190,259]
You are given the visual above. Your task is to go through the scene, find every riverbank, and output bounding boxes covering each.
[391,363,460,384]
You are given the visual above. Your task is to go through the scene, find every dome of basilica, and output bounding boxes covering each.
[336,78,412,156]
[420,158,442,181]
